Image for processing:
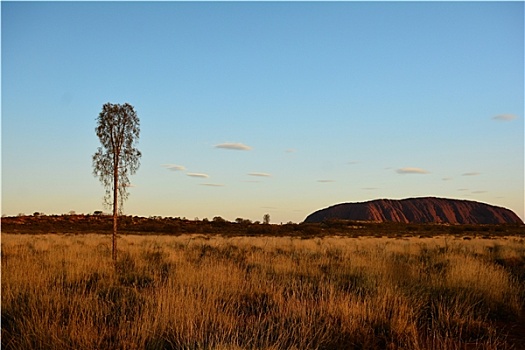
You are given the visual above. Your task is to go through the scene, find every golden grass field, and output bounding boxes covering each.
[2,233,524,349]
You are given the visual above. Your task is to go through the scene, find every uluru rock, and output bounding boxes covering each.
[304,197,523,224]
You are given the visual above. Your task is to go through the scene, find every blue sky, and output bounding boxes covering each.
[2,1,523,223]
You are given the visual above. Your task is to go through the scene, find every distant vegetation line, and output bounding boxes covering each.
[2,214,524,237]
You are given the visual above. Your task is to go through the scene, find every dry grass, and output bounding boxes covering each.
[2,234,524,349]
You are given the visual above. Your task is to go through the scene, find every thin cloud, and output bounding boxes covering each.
[317,179,335,183]
[457,188,469,191]
[492,114,517,121]
[123,183,137,188]
[285,148,296,153]
[442,177,453,181]
[248,172,272,177]
[396,167,429,174]
[472,190,487,194]
[200,183,224,187]
[187,173,209,178]
[162,164,186,171]
[362,187,378,190]
[215,142,252,151]
[462,172,480,176]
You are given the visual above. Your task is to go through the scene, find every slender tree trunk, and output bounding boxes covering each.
[113,160,118,261]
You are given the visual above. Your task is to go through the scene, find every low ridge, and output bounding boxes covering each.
[304,197,523,224]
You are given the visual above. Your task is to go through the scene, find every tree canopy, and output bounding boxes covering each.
[92,102,141,212]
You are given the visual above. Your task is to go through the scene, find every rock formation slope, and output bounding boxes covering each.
[304,197,523,224]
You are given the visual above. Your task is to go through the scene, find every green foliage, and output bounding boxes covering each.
[92,102,141,212]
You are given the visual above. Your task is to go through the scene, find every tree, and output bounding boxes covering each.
[263,213,270,225]
[213,216,227,223]
[92,102,141,261]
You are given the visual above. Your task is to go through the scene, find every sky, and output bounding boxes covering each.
[2,1,524,223]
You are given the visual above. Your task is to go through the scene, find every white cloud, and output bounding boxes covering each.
[187,173,209,178]
[396,167,429,174]
[215,142,252,151]
[492,114,517,121]
[462,172,480,176]
[200,183,224,187]
[248,172,272,177]
[162,164,186,171]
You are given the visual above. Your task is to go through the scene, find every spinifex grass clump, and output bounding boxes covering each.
[2,234,524,349]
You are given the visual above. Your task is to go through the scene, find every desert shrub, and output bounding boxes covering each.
[142,248,172,282]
